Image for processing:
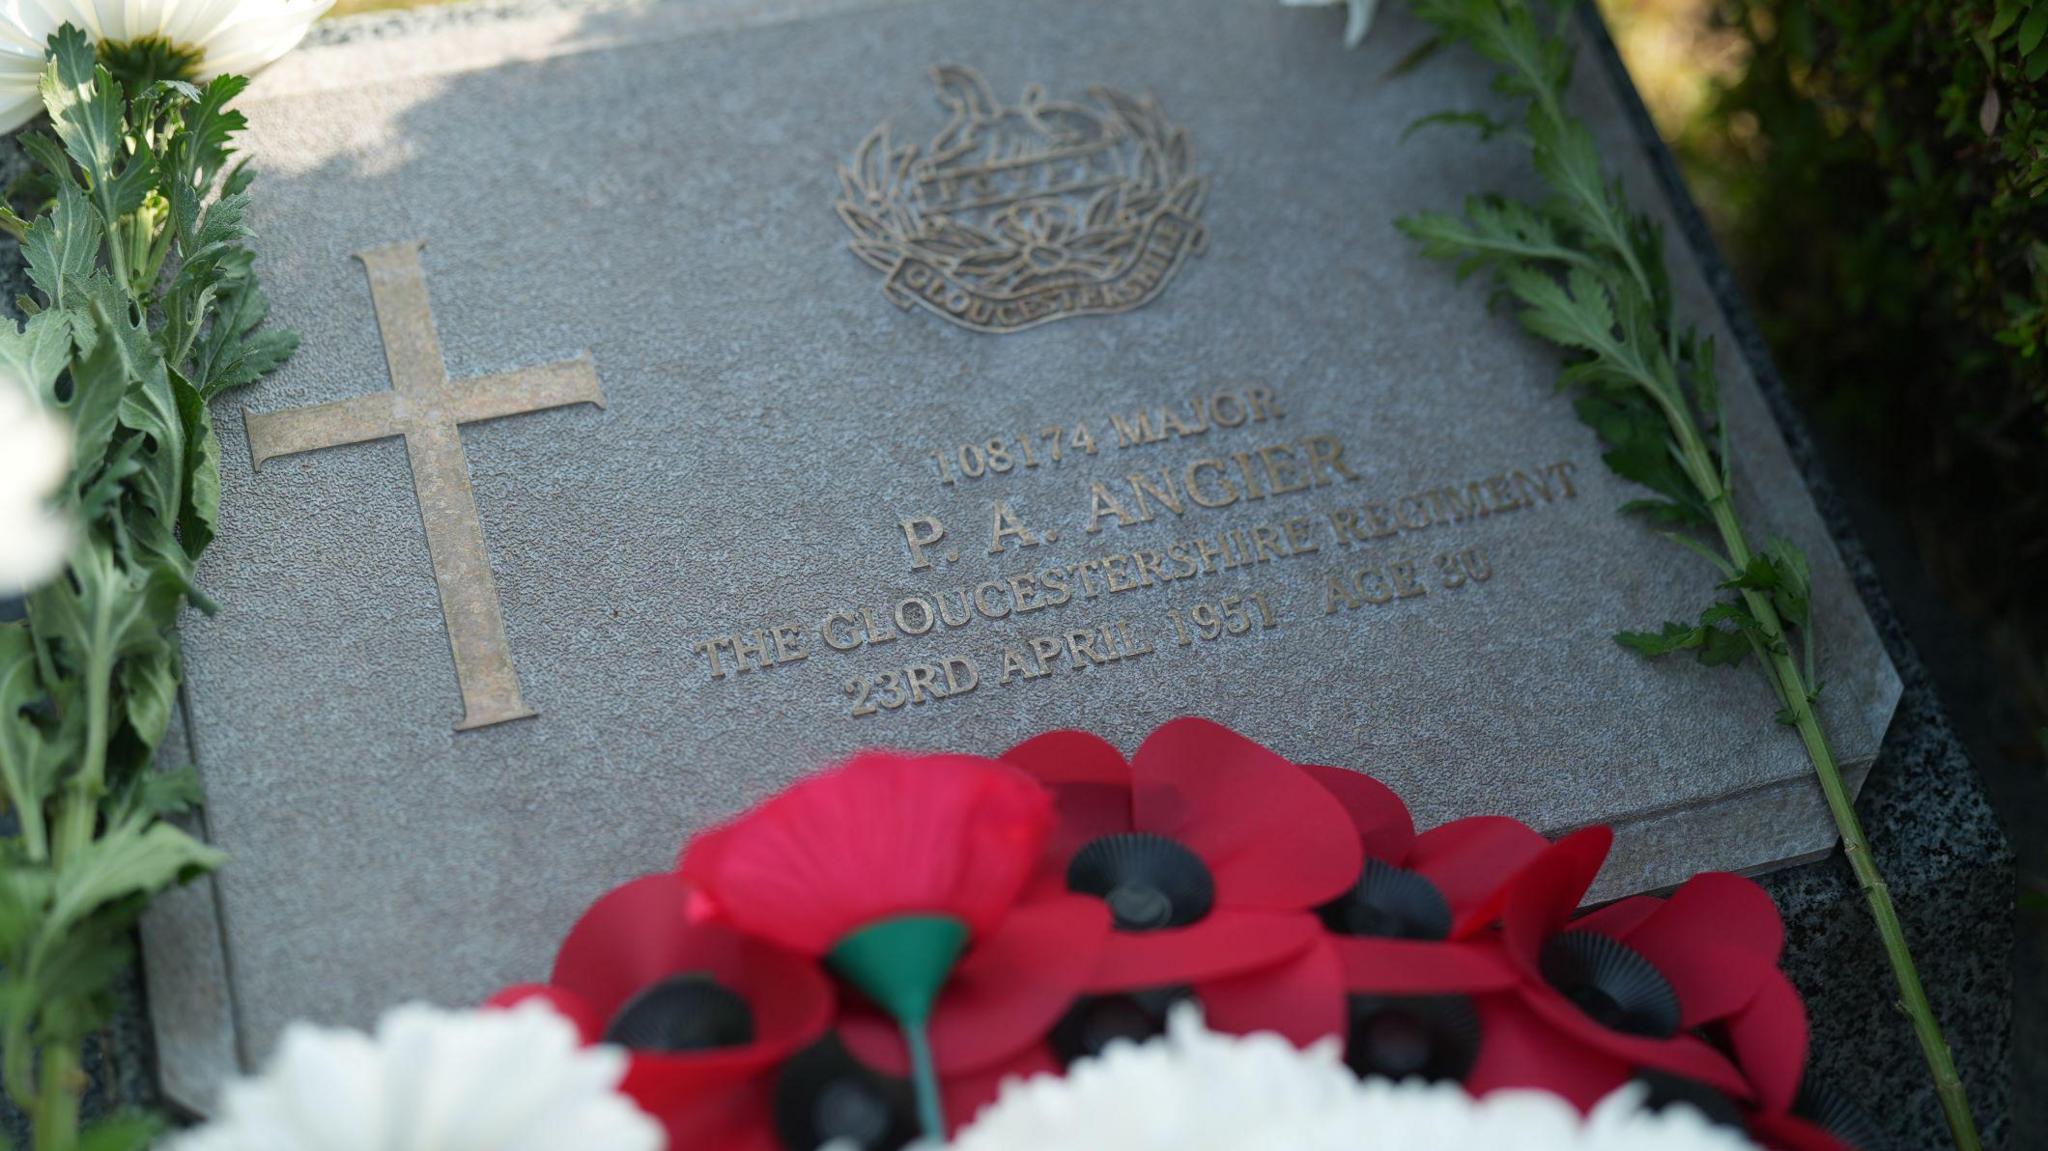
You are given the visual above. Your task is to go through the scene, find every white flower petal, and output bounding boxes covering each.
[1342,0,1378,48]
[170,1002,663,1151]
[1277,0,1380,50]
[0,0,328,126]
[0,382,71,593]
[951,1005,1764,1151]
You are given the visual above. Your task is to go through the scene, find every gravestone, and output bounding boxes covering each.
[124,0,2005,1143]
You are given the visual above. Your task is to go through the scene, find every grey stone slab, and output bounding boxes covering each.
[139,0,1919,1115]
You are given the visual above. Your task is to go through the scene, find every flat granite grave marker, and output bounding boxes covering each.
[132,0,1984,1124]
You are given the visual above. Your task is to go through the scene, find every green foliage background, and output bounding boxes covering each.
[1656,0,2048,730]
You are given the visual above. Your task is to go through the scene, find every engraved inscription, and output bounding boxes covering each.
[244,241,604,731]
[680,381,1587,719]
[839,65,1207,333]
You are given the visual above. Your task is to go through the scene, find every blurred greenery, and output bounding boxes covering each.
[1599,0,2048,746]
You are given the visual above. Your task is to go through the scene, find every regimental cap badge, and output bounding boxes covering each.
[837,65,1208,334]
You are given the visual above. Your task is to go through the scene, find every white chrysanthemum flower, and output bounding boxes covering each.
[0,0,332,133]
[0,380,71,594]
[1281,0,1380,48]
[169,1002,664,1151]
[950,1006,1760,1151]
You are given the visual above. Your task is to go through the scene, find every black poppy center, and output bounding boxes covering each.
[602,973,755,1053]
[1050,986,1196,1067]
[1796,1083,1890,1151]
[1317,858,1454,940]
[773,1039,917,1151]
[1539,931,1681,1039]
[1066,833,1215,932]
[1344,994,1480,1082]
[1633,1069,1745,1131]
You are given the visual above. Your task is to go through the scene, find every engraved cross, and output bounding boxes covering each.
[244,241,604,731]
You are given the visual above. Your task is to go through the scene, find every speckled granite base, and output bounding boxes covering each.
[0,2,2012,1148]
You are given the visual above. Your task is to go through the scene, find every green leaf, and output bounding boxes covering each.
[192,276,297,400]
[40,26,154,227]
[1615,602,1756,668]
[1383,28,1445,72]
[175,369,222,556]
[2019,6,2048,55]
[22,178,100,311]
[172,75,248,193]
[1580,388,1699,510]
[1533,120,1637,271]
[116,634,178,758]
[125,766,204,820]
[1402,109,1512,142]
[1502,263,1608,353]
[1696,620,1753,666]
[1990,1,2024,39]
[1398,195,1585,273]
[78,1115,161,1151]
[88,282,188,570]
[44,815,222,943]
[1765,539,1813,628]
[1616,620,1701,657]
[16,131,73,204]
[161,191,251,366]
[1720,553,1783,592]
[26,540,185,717]
[0,626,70,861]
[21,898,144,1037]
[0,310,73,405]
[1619,497,1702,526]
[0,861,54,950]
[55,279,133,485]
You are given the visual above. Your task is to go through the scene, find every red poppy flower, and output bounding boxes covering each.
[1485,825,1803,1104]
[1022,931,1352,1066]
[1000,718,1363,989]
[768,1035,1054,1148]
[1463,989,1635,1108]
[1133,760,1547,1074]
[679,751,1061,1143]
[1269,762,1550,1080]
[1302,762,1551,939]
[679,751,1052,953]
[834,893,1112,1076]
[486,872,835,1149]
[1748,1096,1871,1151]
[492,871,1063,1150]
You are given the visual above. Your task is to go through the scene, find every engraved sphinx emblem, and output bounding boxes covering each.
[836,65,1208,334]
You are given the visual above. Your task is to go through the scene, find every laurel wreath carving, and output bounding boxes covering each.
[836,65,1207,298]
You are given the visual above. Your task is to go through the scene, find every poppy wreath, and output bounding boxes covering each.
[488,718,1874,1151]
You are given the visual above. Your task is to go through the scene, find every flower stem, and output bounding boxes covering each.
[50,596,114,869]
[31,1042,80,1151]
[1681,423,1980,1151]
[902,1017,946,1143]
[1401,5,1982,1142]
[1781,660,1979,1151]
